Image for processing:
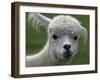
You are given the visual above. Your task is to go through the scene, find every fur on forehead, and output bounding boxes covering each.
[48,15,82,34]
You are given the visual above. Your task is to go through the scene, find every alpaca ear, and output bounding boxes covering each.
[80,27,88,44]
[28,13,51,29]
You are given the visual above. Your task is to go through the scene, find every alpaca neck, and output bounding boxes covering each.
[38,41,58,66]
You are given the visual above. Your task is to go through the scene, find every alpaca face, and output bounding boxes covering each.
[48,15,83,61]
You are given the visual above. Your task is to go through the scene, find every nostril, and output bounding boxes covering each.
[63,44,71,50]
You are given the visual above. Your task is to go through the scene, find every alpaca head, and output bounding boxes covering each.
[47,15,87,61]
[28,13,87,62]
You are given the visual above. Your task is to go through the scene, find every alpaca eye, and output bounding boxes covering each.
[52,34,58,40]
[74,36,78,40]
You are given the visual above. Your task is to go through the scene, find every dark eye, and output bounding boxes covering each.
[52,34,58,40]
[74,36,78,40]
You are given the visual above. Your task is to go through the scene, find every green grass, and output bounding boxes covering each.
[26,13,89,65]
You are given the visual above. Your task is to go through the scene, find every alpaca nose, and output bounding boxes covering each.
[63,44,71,50]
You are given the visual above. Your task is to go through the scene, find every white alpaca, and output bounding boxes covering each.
[26,13,87,67]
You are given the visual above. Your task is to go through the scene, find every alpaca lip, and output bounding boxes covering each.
[63,51,72,58]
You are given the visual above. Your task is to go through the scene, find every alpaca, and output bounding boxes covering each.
[26,13,87,67]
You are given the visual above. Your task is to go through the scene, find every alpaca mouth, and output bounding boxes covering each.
[63,50,73,58]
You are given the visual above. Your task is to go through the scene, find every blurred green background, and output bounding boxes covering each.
[26,13,89,65]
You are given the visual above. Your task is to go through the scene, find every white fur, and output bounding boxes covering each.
[26,13,87,67]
